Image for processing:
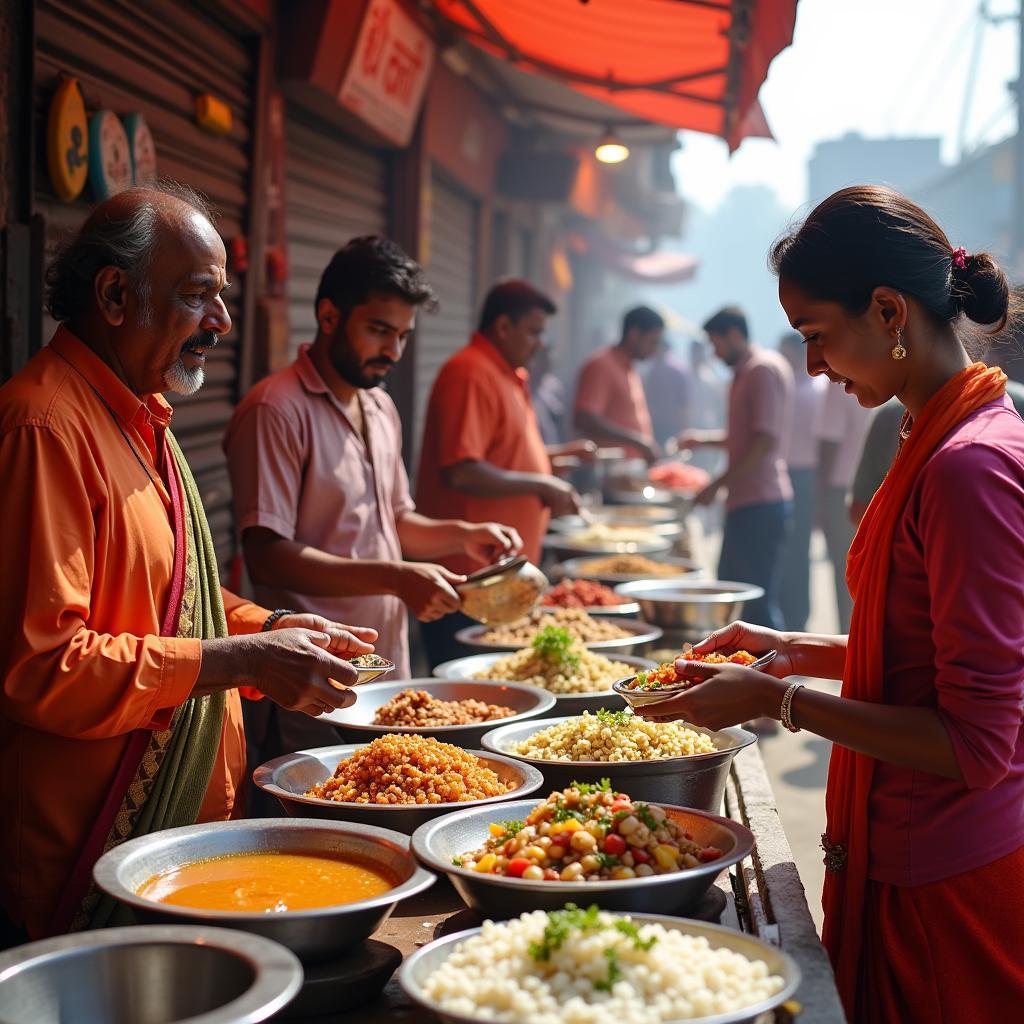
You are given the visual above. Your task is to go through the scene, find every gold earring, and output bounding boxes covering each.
[891,326,907,361]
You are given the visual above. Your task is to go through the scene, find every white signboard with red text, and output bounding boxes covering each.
[338,0,434,147]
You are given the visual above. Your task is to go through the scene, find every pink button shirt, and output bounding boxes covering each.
[868,396,1024,885]
[815,383,873,488]
[574,346,654,459]
[224,346,415,676]
[725,345,794,510]
[785,373,826,470]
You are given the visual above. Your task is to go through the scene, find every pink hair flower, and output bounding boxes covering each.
[951,247,969,270]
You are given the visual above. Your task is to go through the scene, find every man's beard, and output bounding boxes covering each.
[163,331,218,396]
[329,330,395,390]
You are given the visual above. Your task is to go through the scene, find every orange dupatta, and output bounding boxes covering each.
[821,362,1008,1014]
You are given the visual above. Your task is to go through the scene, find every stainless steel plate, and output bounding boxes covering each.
[453,616,663,653]
[555,555,702,585]
[319,679,556,747]
[410,798,754,918]
[399,913,801,1024]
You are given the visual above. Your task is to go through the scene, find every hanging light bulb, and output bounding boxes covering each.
[595,127,629,164]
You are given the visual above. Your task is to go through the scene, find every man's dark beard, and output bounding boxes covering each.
[329,330,395,389]
[181,330,219,355]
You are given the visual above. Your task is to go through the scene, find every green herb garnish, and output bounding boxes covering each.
[614,918,659,951]
[635,803,659,831]
[531,626,580,669]
[596,708,631,727]
[553,804,586,824]
[594,947,622,991]
[451,856,464,866]
[595,852,619,868]
[634,671,649,687]
[495,819,524,841]
[573,778,612,795]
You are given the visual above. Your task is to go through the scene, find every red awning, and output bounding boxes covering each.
[432,0,797,149]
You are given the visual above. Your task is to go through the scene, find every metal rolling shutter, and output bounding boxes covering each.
[285,106,389,351]
[414,171,478,457]
[34,0,255,575]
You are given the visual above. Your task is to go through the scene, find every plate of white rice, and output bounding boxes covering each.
[400,905,800,1024]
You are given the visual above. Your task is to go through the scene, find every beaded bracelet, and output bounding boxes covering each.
[261,608,296,632]
[780,682,804,733]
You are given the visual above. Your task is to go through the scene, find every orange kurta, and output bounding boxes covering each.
[415,333,552,574]
[0,328,267,938]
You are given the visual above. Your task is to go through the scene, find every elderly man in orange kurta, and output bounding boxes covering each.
[0,184,378,944]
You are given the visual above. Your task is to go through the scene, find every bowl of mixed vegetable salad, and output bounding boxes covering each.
[411,780,754,917]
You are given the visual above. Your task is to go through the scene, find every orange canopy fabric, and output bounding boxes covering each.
[433,0,797,149]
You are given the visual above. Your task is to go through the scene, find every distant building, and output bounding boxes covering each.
[915,137,1013,269]
[808,132,943,205]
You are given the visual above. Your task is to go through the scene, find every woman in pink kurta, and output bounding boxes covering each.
[644,186,1024,1023]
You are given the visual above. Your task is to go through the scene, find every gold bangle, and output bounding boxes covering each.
[780,682,804,733]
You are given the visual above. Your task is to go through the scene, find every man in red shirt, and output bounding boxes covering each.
[574,305,663,463]
[416,279,580,665]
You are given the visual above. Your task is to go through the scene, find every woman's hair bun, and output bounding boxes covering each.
[955,251,1010,329]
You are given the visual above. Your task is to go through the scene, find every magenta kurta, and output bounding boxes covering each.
[868,395,1024,885]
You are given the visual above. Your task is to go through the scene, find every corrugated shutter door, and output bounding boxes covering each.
[414,172,478,455]
[285,106,389,351]
[34,0,255,575]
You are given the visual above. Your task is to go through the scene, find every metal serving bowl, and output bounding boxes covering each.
[349,657,396,685]
[453,617,663,655]
[320,679,556,748]
[544,532,673,560]
[613,578,765,634]
[0,925,302,1024]
[93,818,435,962]
[456,556,548,626]
[481,716,757,812]
[410,798,754,918]
[399,913,801,1024]
[555,554,702,586]
[253,745,543,835]
[432,652,657,717]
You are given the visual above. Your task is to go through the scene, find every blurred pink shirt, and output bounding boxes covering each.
[224,346,414,676]
[725,345,794,510]
[869,396,1024,885]
[815,383,873,488]
[574,345,654,459]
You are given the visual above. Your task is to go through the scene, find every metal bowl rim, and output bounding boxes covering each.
[480,716,758,769]
[544,534,673,557]
[555,555,702,583]
[398,913,801,1024]
[0,924,304,1024]
[613,579,766,603]
[453,617,664,652]
[321,679,557,734]
[252,747,546,816]
[410,799,754,894]
[93,816,436,923]
[432,653,657,700]
[537,600,641,616]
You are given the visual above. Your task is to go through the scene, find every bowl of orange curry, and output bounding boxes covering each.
[92,817,435,962]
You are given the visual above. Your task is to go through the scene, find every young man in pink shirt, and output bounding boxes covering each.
[678,306,794,628]
[573,306,663,463]
[224,237,520,759]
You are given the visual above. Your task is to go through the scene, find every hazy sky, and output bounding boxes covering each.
[673,0,1020,213]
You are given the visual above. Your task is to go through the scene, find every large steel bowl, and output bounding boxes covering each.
[453,616,663,655]
[410,798,753,918]
[0,925,302,1024]
[253,745,543,835]
[544,531,672,560]
[481,716,757,812]
[432,652,656,717]
[399,913,801,1024]
[613,578,765,634]
[319,679,556,747]
[555,554,702,586]
[93,818,435,962]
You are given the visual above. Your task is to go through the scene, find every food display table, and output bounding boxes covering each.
[282,745,847,1023]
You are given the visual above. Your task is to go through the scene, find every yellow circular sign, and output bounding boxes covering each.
[47,76,89,202]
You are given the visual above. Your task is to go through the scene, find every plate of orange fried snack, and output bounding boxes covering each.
[613,648,777,708]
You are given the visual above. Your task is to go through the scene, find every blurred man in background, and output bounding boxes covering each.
[815,384,871,631]
[777,330,826,631]
[643,335,694,449]
[677,306,793,628]
[416,279,581,666]
[574,305,663,463]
